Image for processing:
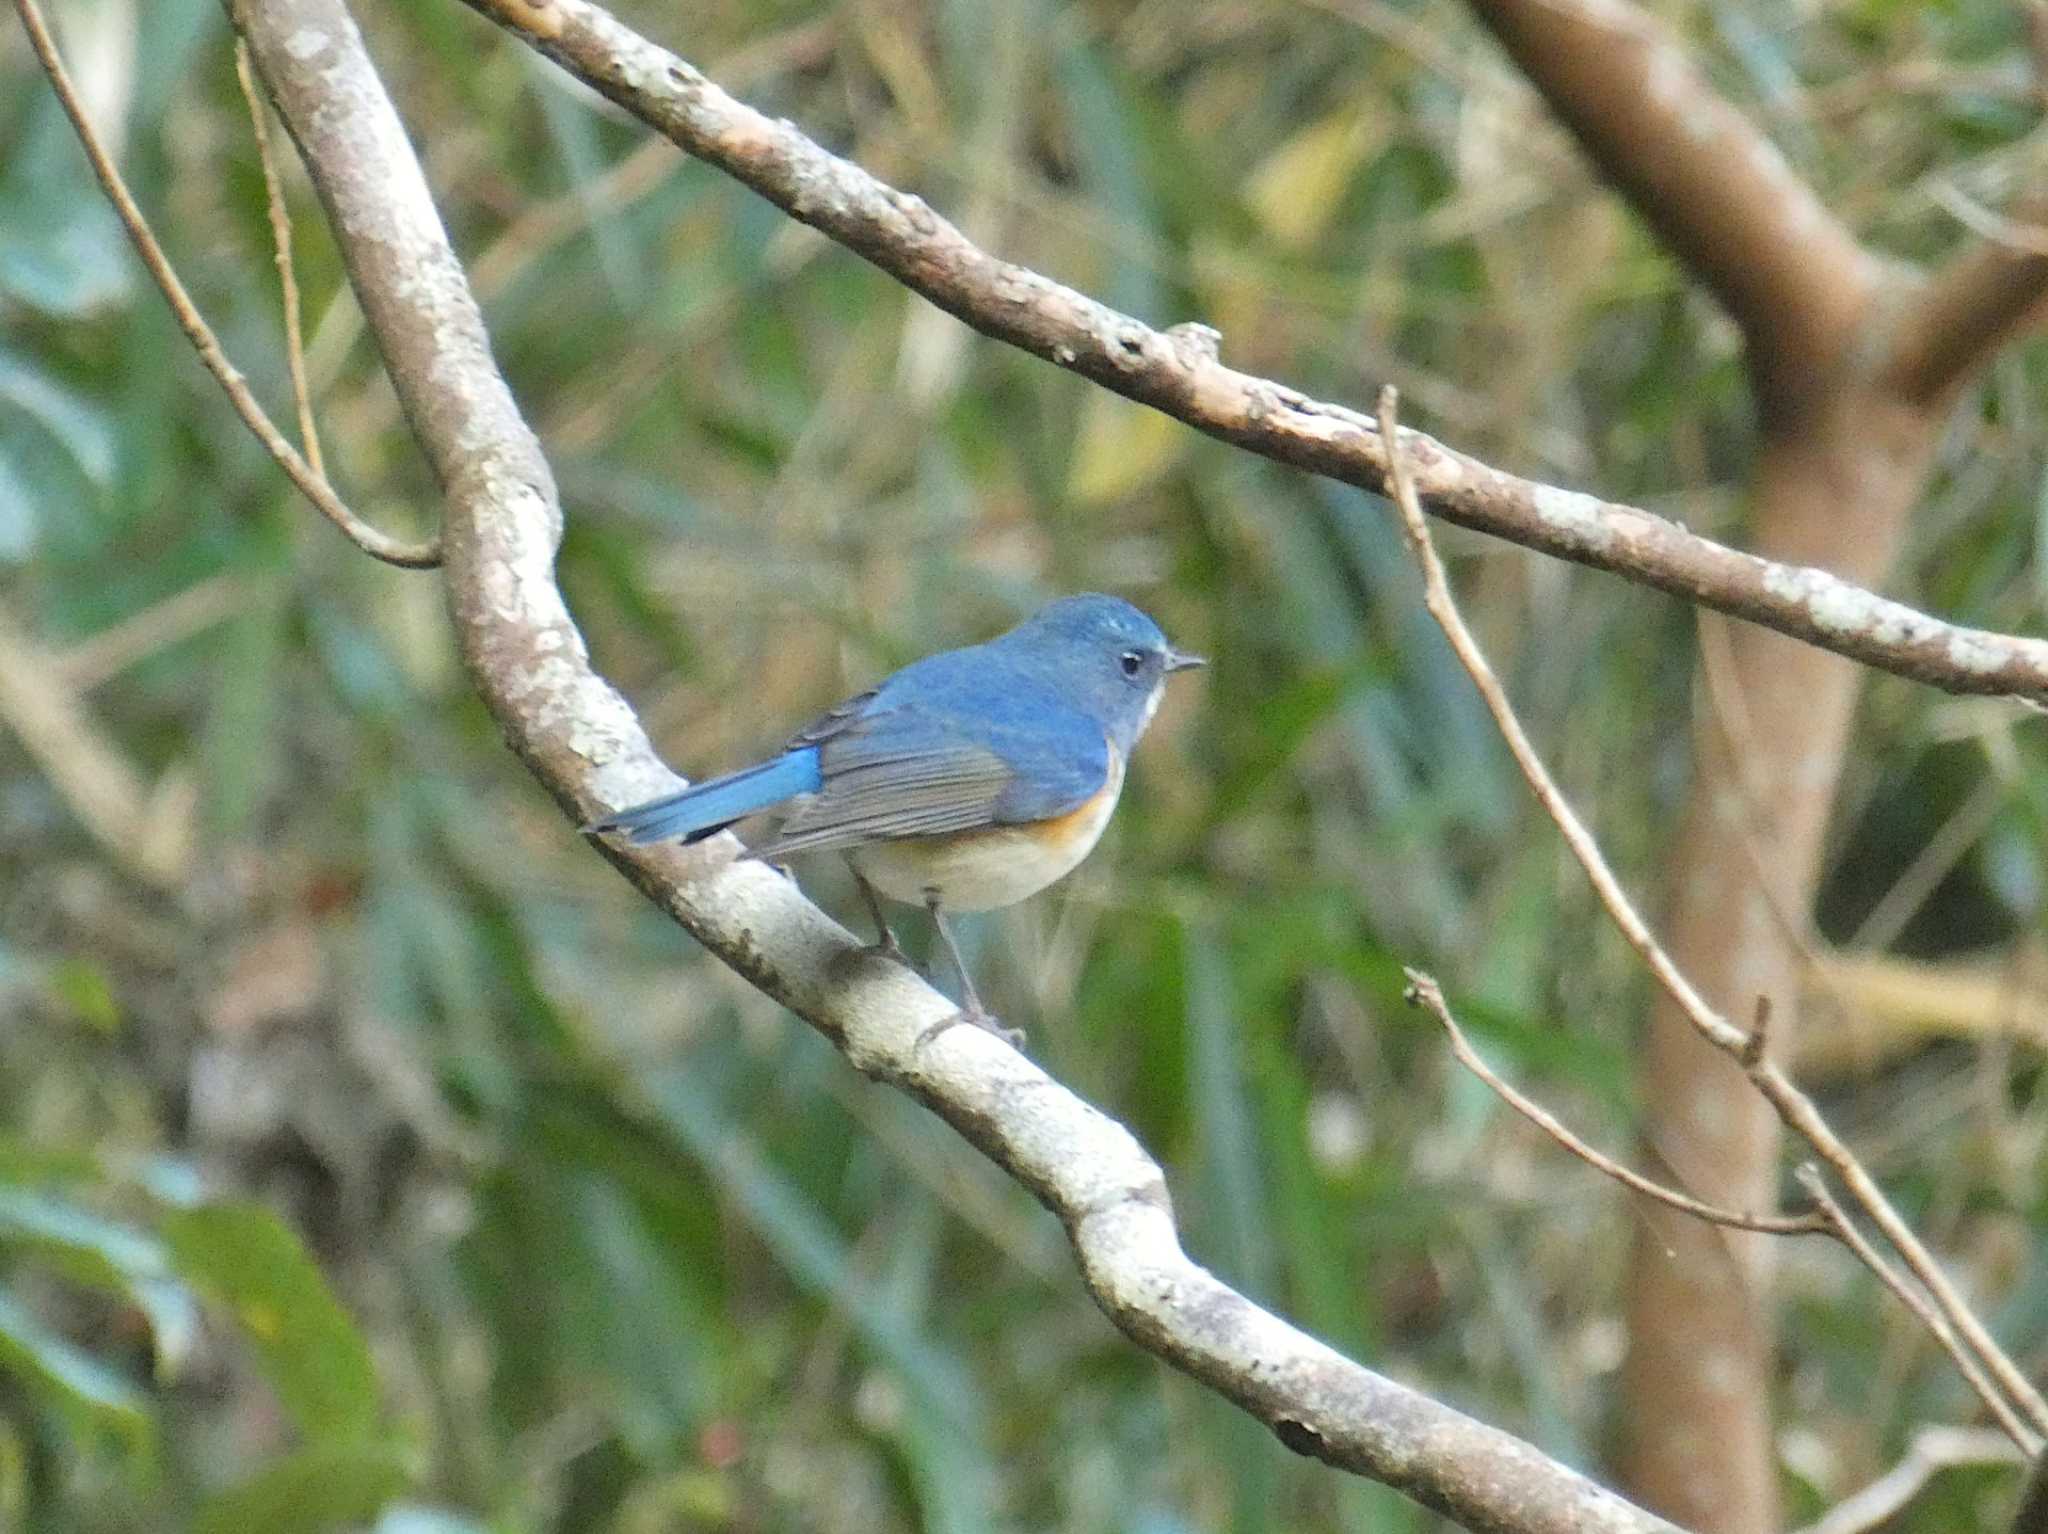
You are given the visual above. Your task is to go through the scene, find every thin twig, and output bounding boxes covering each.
[53,574,243,691]
[234,38,323,481]
[1848,773,2006,954]
[12,0,436,567]
[1788,1422,2025,1534]
[1403,969,1829,1237]
[1741,995,1770,1069]
[1375,385,2048,1444]
[1927,180,2048,260]
[1795,1167,2037,1454]
[0,603,192,889]
[1761,1041,2048,1438]
[2014,1441,2048,1534]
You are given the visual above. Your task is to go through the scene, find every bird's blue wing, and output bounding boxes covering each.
[748,682,1111,859]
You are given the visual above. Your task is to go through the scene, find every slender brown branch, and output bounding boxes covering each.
[1794,1167,2036,1454]
[1789,1423,2025,1534]
[1880,228,2048,407]
[1404,969,1829,1237]
[2014,1442,2048,1534]
[234,38,324,480]
[12,0,437,568]
[229,2,1682,1529]
[53,575,244,692]
[1375,386,2048,1447]
[1763,1048,2048,1437]
[1879,5,2048,406]
[450,0,2048,705]
[1459,0,1876,408]
[0,603,192,889]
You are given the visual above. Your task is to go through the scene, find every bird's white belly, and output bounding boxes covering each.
[850,765,1124,913]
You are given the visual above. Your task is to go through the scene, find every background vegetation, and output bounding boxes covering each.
[3,0,2046,1530]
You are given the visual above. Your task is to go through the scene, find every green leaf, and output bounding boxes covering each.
[45,955,121,1033]
[0,441,39,561]
[194,1439,417,1534]
[0,353,117,486]
[0,1188,198,1379]
[0,1289,153,1459]
[160,1204,380,1444]
[374,1507,493,1534]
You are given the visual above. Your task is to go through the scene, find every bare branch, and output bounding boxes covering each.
[1880,224,2048,408]
[1404,969,1829,1237]
[1877,7,2048,406]
[1794,1167,2036,1454]
[0,603,192,889]
[228,1,1683,1529]
[1764,1062,2048,1442]
[1375,386,2048,1449]
[52,575,243,693]
[12,0,438,568]
[233,37,325,480]
[1789,1423,2024,1534]
[450,0,2048,705]
[2015,1443,2048,1534]
[1459,0,1875,409]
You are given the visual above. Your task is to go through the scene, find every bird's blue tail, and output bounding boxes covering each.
[586,748,822,845]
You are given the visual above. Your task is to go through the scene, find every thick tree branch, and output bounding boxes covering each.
[1880,235,2048,408]
[446,0,2048,706]
[1459,0,1876,408]
[1456,0,2048,415]
[228,1,1682,1529]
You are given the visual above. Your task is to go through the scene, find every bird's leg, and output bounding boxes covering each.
[921,892,1024,1048]
[846,859,909,964]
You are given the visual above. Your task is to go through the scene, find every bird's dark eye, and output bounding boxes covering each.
[1119,649,1145,678]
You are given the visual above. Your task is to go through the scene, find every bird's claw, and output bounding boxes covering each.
[864,930,914,968]
[915,1005,1025,1051]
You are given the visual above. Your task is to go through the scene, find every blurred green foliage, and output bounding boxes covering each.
[3,0,2048,1530]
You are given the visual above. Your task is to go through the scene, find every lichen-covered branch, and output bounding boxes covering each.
[446,0,2048,706]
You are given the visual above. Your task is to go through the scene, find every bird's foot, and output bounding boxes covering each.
[863,928,915,969]
[916,1003,1025,1052]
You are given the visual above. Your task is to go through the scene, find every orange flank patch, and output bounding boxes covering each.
[849,745,1126,912]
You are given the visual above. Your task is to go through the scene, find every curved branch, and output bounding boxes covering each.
[1458,0,1876,411]
[230,1,1682,1530]
[447,0,2048,705]
[1376,391,2048,1450]
[14,0,438,568]
[1405,969,1830,1239]
[1880,232,2048,408]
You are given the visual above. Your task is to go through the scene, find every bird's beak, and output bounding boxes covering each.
[1165,647,1207,674]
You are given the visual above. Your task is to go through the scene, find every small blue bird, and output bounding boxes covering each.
[589,594,1204,1038]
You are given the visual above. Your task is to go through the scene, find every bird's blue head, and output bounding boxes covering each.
[989,594,1205,753]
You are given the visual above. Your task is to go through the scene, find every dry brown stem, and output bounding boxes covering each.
[13,0,436,567]
[1376,387,2045,1452]
[1404,970,1828,1238]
